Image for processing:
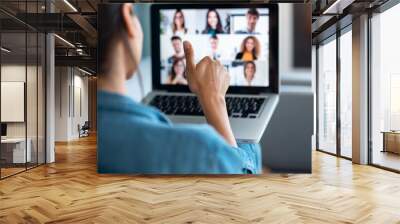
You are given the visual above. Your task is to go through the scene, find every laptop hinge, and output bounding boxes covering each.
[154,90,168,93]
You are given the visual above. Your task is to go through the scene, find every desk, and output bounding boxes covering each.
[382,131,400,154]
[1,138,31,163]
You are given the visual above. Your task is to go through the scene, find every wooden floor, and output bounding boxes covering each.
[1,167,26,178]
[1,135,400,224]
[372,150,400,171]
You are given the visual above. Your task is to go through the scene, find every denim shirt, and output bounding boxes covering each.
[97,90,261,174]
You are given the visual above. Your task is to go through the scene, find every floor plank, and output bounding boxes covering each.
[1,135,400,224]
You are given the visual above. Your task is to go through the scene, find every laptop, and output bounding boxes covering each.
[143,3,279,143]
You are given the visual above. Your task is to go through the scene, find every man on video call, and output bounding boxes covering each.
[235,8,260,34]
[167,36,185,64]
[209,35,221,60]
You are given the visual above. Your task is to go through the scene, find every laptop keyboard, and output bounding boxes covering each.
[149,95,265,118]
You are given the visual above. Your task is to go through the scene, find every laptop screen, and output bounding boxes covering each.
[151,4,278,93]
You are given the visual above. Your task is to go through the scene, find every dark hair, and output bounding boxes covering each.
[210,34,218,40]
[172,9,187,34]
[98,3,130,75]
[203,9,223,34]
[170,36,182,42]
[240,36,260,58]
[243,61,256,79]
[247,8,259,18]
[169,59,186,81]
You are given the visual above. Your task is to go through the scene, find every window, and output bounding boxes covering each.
[317,26,353,159]
[317,36,337,154]
[339,29,352,158]
[370,2,400,171]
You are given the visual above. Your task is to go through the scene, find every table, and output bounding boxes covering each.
[381,131,400,154]
[1,138,31,163]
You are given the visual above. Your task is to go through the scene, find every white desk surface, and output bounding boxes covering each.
[1,137,32,163]
[1,138,27,144]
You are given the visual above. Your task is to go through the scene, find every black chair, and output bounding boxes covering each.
[78,121,90,138]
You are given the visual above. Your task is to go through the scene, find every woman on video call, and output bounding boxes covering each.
[97,3,261,174]
[235,36,260,61]
[244,61,256,86]
[202,9,224,35]
[171,9,187,36]
[167,59,188,85]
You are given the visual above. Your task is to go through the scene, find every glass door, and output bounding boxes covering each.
[339,28,352,159]
[0,0,46,179]
[317,36,337,155]
[1,30,28,178]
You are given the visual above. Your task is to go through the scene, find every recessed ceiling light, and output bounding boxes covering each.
[77,67,93,76]
[63,0,78,12]
[323,0,354,15]
[54,34,75,48]
[1,47,11,53]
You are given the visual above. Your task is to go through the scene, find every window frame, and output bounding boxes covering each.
[315,23,353,160]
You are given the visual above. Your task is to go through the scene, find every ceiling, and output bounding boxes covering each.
[1,0,100,72]
[0,0,395,72]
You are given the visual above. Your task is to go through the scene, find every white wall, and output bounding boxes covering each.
[72,73,89,138]
[55,67,70,141]
[55,67,89,141]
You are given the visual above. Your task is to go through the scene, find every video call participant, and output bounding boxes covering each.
[167,58,188,85]
[202,9,224,35]
[167,36,185,64]
[243,61,256,86]
[98,3,261,174]
[209,35,221,60]
[172,9,187,36]
[235,8,260,34]
[235,36,260,61]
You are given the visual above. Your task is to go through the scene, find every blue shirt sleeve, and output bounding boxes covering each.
[147,122,262,174]
[99,116,261,174]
